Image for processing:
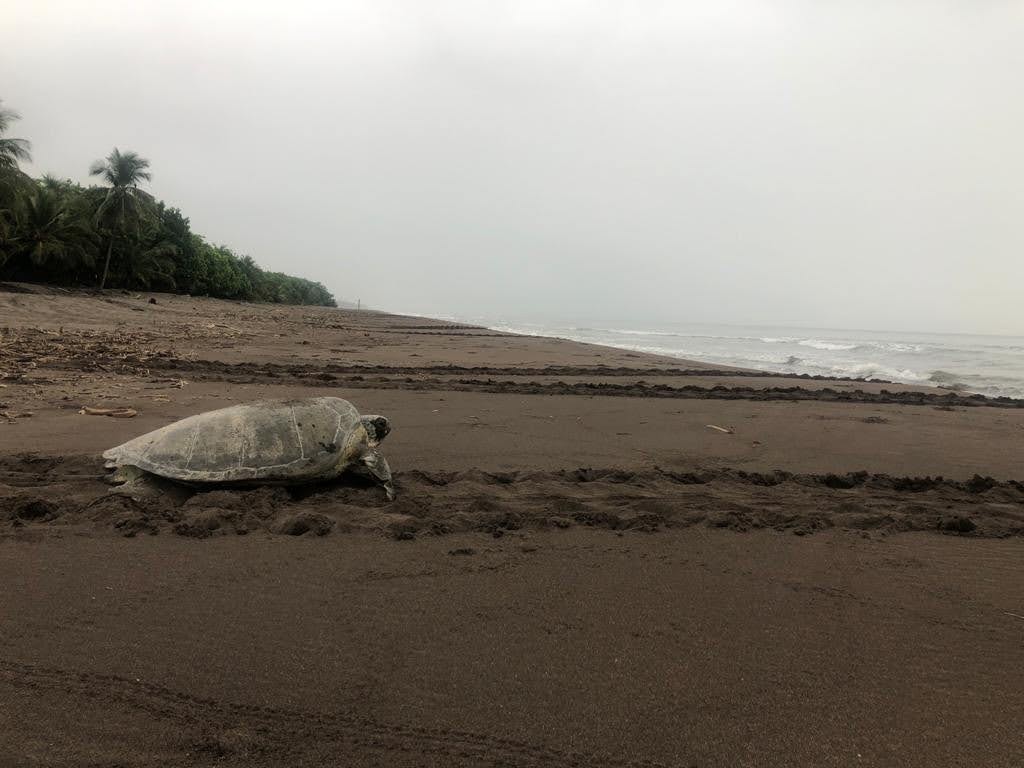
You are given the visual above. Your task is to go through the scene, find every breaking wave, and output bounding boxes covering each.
[470,318,1024,400]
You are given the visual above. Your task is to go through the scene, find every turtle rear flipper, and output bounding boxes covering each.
[106,464,191,503]
[361,450,395,501]
[107,464,145,486]
[107,465,166,499]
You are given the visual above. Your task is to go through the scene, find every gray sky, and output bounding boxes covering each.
[3,1,1022,334]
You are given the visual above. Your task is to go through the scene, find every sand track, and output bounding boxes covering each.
[51,359,894,382]
[4,454,1021,539]
[0,325,889,381]
[0,659,666,767]
[13,355,1015,407]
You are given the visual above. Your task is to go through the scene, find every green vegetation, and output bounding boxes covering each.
[0,100,335,306]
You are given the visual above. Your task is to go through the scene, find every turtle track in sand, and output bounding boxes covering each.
[9,326,1019,407]
[3,454,1022,540]
[2,326,889,383]
[0,659,666,767]
[141,369,1024,409]
[156,360,893,382]
[21,355,1023,409]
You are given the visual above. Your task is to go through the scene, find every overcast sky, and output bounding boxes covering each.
[3,1,1022,334]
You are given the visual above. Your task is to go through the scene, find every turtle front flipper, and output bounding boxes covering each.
[361,449,395,501]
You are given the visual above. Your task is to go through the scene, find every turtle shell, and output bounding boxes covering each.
[102,397,369,484]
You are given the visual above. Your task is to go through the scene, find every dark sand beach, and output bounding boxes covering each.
[1,285,1022,767]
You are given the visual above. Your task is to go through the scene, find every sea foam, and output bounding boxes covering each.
[448,315,1024,399]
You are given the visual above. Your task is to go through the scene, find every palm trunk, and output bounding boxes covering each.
[99,238,113,289]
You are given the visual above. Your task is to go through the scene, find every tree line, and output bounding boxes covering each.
[0,100,336,306]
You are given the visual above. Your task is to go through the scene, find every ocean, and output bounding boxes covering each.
[439,316,1024,400]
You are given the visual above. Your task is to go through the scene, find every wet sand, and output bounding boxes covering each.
[1,285,1022,767]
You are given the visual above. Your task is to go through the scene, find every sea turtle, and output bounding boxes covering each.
[102,397,394,499]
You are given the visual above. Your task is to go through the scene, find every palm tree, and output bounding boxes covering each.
[0,207,16,269]
[89,148,153,289]
[0,101,32,209]
[13,186,93,275]
[39,173,67,193]
[0,100,32,170]
[120,237,178,289]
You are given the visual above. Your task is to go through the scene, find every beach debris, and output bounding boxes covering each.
[0,327,178,377]
[705,424,735,434]
[144,378,188,389]
[103,396,395,501]
[1,409,33,422]
[939,515,976,534]
[206,322,244,334]
[80,406,139,418]
[145,377,187,389]
[1004,612,1024,621]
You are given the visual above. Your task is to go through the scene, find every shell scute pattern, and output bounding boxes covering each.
[103,397,367,484]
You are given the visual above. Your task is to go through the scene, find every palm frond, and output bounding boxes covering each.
[0,101,22,134]
[12,186,94,272]
[121,237,178,288]
[91,148,152,187]
[93,188,120,228]
[0,138,32,168]
[0,102,32,168]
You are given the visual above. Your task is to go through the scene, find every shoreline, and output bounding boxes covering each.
[427,310,1023,400]
[6,281,1019,401]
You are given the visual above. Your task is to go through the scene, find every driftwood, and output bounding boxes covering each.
[80,406,138,418]
[705,424,735,434]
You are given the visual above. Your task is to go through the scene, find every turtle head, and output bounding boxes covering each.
[360,415,391,445]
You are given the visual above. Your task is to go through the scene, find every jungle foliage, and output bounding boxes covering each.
[0,100,336,307]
